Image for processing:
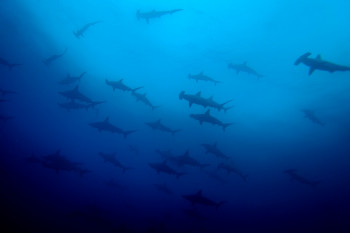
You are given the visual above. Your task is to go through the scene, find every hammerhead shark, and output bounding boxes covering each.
[295,52,350,75]
[146,119,181,135]
[190,109,233,131]
[188,72,220,85]
[89,117,137,138]
[58,72,86,85]
[73,21,101,39]
[43,48,68,66]
[136,9,183,23]
[228,62,263,78]
[0,57,21,70]
[182,190,225,209]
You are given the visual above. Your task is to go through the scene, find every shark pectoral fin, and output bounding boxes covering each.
[308,67,316,75]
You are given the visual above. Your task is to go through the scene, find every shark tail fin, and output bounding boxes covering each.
[216,201,226,210]
[79,72,86,80]
[73,31,80,39]
[222,123,233,131]
[221,99,233,107]
[295,52,311,65]
[171,129,182,136]
[123,130,137,139]
[179,91,185,100]
[8,63,21,70]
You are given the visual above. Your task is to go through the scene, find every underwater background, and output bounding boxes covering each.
[1,0,350,232]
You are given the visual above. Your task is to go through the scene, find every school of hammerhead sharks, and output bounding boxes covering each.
[1,7,350,231]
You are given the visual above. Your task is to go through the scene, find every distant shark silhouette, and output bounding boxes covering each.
[0,57,21,70]
[182,190,225,209]
[295,52,350,75]
[131,88,159,110]
[99,152,132,172]
[0,115,15,122]
[43,48,67,66]
[202,142,230,160]
[40,150,90,177]
[301,109,325,126]
[0,88,16,97]
[285,169,320,188]
[74,21,101,38]
[146,119,181,135]
[58,72,86,85]
[188,72,220,85]
[59,85,95,103]
[154,182,173,195]
[164,150,209,169]
[217,162,248,181]
[105,79,142,92]
[149,160,185,179]
[58,100,105,111]
[179,91,232,112]
[136,9,183,23]
[228,62,263,78]
[89,117,137,138]
[190,109,233,131]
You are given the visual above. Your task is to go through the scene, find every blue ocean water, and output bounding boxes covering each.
[1,0,350,232]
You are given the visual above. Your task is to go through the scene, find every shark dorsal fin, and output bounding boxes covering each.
[205,109,210,115]
[316,54,322,60]
[118,79,123,83]
[196,91,201,97]
[197,190,202,196]
[104,117,109,123]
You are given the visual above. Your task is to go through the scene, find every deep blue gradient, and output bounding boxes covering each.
[1,1,350,232]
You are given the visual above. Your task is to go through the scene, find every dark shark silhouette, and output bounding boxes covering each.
[285,169,320,188]
[0,115,15,122]
[295,52,350,75]
[228,62,263,78]
[40,150,89,176]
[188,72,220,85]
[301,109,325,126]
[136,9,183,23]
[182,190,225,209]
[179,91,232,112]
[105,79,142,92]
[58,72,86,85]
[58,100,105,111]
[154,182,173,195]
[149,161,185,179]
[0,57,21,70]
[43,48,67,66]
[74,21,101,39]
[190,109,233,131]
[164,150,209,169]
[0,88,16,97]
[131,88,159,110]
[89,117,137,138]
[202,142,229,159]
[217,162,248,181]
[59,85,94,103]
[99,152,132,172]
[146,119,181,135]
